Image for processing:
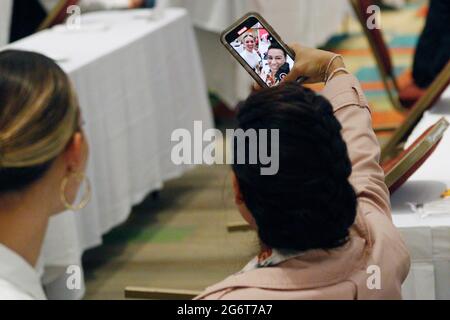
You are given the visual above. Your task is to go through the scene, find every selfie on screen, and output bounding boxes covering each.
[229,23,295,87]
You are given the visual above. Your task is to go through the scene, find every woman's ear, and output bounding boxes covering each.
[63,132,86,172]
[232,173,244,205]
[231,172,257,229]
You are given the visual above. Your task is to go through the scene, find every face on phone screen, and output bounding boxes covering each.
[227,21,295,87]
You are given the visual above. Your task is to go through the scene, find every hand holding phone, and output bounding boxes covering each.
[220,12,298,88]
[221,13,345,87]
[283,44,345,84]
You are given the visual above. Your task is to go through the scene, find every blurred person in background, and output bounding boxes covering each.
[9,0,47,42]
[39,0,145,13]
[400,0,450,106]
[8,0,146,43]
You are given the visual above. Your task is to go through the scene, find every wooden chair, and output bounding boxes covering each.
[37,0,80,31]
[125,287,201,300]
[381,60,450,161]
[349,0,407,113]
[383,117,449,193]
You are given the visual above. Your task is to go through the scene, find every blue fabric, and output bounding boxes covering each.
[356,66,406,82]
[389,35,418,48]
[144,0,157,8]
[364,90,387,98]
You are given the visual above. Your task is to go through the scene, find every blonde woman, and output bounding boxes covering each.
[239,34,262,70]
[0,50,90,300]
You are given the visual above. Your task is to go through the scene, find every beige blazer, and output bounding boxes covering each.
[196,74,411,300]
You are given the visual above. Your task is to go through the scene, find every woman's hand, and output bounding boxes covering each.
[284,44,346,84]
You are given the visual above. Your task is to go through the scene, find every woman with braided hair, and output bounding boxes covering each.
[0,50,90,299]
[196,46,410,300]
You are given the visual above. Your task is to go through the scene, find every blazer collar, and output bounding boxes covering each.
[197,214,370,299]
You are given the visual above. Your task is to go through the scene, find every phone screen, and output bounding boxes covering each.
[225,17,295,87]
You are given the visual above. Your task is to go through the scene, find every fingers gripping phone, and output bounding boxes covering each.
[220,12,305,88]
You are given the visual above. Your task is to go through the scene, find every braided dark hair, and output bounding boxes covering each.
[232,82,357,251]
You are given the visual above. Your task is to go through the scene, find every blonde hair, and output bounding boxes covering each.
[242,34,255,42]
[0,50,79,170]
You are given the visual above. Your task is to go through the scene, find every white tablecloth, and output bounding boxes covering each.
[392,86,450,300]
[5,8,213,299]
[0,0,12,46]
[167,0,351,105]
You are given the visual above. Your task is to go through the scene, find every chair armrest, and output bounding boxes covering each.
[125,286,201,300]
[373,125,399,133]
[227,222,253,232]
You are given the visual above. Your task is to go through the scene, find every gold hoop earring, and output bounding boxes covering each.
[60,171,92,211]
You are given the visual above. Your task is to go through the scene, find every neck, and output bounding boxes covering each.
[259,241,271,254]
[0,186,54,267]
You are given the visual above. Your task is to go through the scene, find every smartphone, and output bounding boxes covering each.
[221,12,304,88]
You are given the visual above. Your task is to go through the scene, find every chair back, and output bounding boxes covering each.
[38,0,80,31]
[381,60,450,161]
[383,118,449,193]
[125,287,201,300]
[350,0,404,112]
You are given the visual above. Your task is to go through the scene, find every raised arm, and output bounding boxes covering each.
[284,45,391,219]
[322,74,391,219]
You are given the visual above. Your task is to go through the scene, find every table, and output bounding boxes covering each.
[392,86,450,300]
[0,0,12,46]
[6,8,213,299]
[166,0,352,106]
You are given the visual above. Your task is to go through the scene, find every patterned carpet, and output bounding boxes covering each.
[83,1,427,300]
[83,164,256,299]
[323,1,427,141]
